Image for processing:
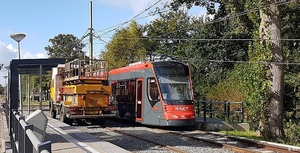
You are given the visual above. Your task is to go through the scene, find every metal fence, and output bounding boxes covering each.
[2,100,51,153]
[195,100,244,123]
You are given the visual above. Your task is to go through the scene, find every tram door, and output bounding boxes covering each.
[136,78,143,121]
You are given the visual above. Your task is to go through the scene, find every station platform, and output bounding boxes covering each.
[1,108,130,153]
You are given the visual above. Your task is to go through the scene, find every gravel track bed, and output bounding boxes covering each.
[75,120,234,153]
[76,125,175,153]
[174,131,273,152]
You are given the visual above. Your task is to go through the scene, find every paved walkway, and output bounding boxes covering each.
[0,104,3,153]
[0,104,130,153]
[0,101,9,153]
[0,107,4,153]
[45,117,130,153]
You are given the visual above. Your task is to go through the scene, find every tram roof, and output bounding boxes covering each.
[109,61,153,75]
[109,60,187,75]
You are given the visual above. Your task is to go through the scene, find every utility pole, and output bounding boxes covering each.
[81,1,99,66]
[89,0,93,65]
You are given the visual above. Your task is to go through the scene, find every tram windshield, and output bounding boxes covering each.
[153,62,193,105]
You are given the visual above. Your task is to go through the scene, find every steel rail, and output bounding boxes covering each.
[105,127,189,153]
[191,130,300,153]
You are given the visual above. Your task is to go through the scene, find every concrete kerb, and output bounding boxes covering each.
[0,102,7,153]
[1,112,5,153]
[1,103,11,153]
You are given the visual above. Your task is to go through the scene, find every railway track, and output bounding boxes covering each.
[184,130,300,153]
[151,125,300,153]
[154,128,262,153]
[103,126,271,153]
[75,119,279,153]
[77,123,234,153]
[104,127,188,153]
[41,110,300,153]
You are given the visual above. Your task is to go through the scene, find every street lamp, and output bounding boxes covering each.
[4,66,10,102]
[10,33,26,59]
[10,33,26,115]
[3,76,7,97]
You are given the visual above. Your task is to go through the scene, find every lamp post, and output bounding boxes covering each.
[3,76,7,97]
[10,33,26,115]
[10,33,26,59]
[4,66,10,102]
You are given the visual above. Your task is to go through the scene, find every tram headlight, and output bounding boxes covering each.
[164,105,170,112]
[172,115,178,119]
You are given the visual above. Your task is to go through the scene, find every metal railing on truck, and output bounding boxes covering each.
[7,107,51,153]
[195,100,244,123]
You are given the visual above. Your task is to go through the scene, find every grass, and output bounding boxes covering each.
[22,100,49,106]
[219,130,263,141]
[220,130,300,147]
[0,97,48,106]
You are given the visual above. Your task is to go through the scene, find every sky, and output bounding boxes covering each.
[0,0,207,86]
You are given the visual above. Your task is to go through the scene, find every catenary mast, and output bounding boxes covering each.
[89,1,93,65]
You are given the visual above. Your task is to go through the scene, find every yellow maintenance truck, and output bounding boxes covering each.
[49,59,116,125]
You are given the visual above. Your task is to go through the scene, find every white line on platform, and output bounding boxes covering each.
[47,123,100,153]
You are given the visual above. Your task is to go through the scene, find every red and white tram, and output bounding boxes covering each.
[109,61,195,126]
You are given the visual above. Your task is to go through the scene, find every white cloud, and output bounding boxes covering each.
[6,44,18,53]
[97,0,208,24]
[23,51,47,59]
[97,0,171,15]
[0,41,17,65]
[0,41,16,86]
[0,41,47,86]
[36,53,47,58]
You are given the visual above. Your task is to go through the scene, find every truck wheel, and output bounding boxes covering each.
[50,109,57,119]
[98,119,106,125]
[60,107,67,123]
[60,107,72,125]
[91,118,106,125]
[49,102,56,118]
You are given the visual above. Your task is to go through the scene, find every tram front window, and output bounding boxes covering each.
[153,62,193,105]
[160,83,191,100]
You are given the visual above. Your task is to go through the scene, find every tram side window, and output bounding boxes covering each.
[148,78,159,103]
[116,80,136,103]
[137,81,142,101]
[110,83,117,104]
[128,80,136,103]
[111,83,116,95]
[118,81,127,102]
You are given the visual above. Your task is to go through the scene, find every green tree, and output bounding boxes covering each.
[171,0,287,139]
[280,2,300,143]
[0,84,4,95]
[102,21,146,69]
[170,0,221,15]
[146,3,250,101]
[146,9,192,60]
[281,2,300,116]
[256,1,284,139]
[45,34,86,62]
[189,4,250,100]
